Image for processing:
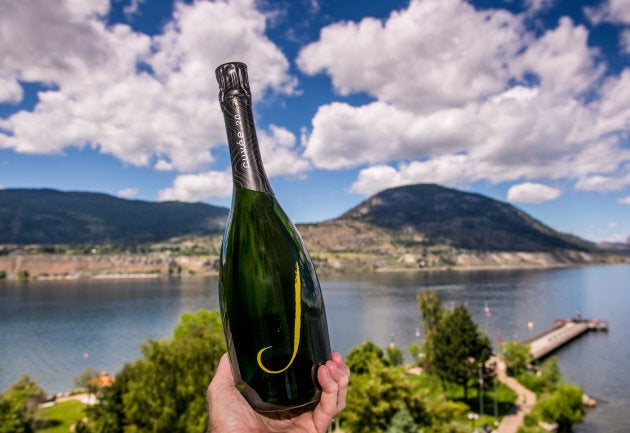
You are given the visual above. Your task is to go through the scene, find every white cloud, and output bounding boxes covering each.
[576,169,630,192]
[258,125,311,177]
[507,182,562,204]
[305,101,479,169]
[524,0,557,15]
[621,29,630,54]
[0,74,23,104]
[117,188,139,199]
[297,0,630,198]
[619,196,630,205]
[349,155,472,196]
[0,0,295,174]
[158,170,233,202]
[512,17,604,99]
[584,0,630,25]
[124,0,146,19]
[297,0,528,112]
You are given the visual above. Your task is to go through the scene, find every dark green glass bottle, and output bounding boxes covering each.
[215,62,331,417]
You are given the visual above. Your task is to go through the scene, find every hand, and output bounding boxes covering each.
[207,352,350,433]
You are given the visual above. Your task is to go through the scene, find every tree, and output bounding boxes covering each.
[500,340,531,377]
[342,342,430,433]
[87,310,226,433]
[346,341,388,374]
[0,375,46,433]
[537,383,585,432]
[417,290,443,335]
[385,408,417,433]
[74,369,100,395]
[432,305,492,399]
[408,341,422,367]
[416,290,444,374]
[386,345,404,367]
[519,356,561,394]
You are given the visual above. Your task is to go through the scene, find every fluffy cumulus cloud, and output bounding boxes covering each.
[258,125,311,177]
[158,170,233,202]
[298,0,630,199]
[0,0,302,201]
[507,182,562,204]
[349,155,472,195]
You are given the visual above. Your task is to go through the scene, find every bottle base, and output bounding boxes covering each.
[239,383,321,419]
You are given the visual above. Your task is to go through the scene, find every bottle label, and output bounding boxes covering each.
[222,98,273,194]
[256,263,301,374]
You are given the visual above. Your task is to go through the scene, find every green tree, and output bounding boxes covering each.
[0,374,47,433]
[74,369,100,395]
[538,356,561,391]
[87,310,226,433]
[432,305,492,399]
[346,341,388,374]
[385,408,418,433]
[500,340,531,377]
[537,383,585,432]
[417,290,443,335]
[416,290,444,374]
[386,345,404,367]
[342,342,430,433]
[408,341,422,367]
[519,356,561,394]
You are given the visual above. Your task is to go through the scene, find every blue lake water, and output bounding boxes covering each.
[1,264,628,432]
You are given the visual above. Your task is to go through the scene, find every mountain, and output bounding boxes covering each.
[0,188,229,245]
[295,184,608,271]
[1,185,622,277]
[0,184,596,252]
[338,184,594,252]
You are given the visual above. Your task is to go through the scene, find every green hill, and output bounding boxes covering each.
[0,185,596,253]
[0,188,228,245]
[338,184,594,252]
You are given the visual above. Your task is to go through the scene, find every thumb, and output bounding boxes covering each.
[208,353,234,395]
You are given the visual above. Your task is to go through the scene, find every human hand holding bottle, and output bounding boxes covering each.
[208,352,350,433]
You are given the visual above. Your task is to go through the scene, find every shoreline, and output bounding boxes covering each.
[1,250,628,281]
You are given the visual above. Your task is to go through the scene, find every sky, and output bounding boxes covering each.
[1,0,630,244]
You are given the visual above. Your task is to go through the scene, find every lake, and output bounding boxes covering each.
[1,264,628,432]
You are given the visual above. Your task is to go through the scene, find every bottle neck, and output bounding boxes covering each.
[220,96,273,194]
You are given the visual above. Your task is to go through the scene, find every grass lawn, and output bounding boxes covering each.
[407,371,517,428]
[35,400,87,433]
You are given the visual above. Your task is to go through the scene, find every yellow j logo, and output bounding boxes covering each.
[256,263,301,374]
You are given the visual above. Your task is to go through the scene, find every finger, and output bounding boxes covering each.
[312,363,339,433]
[326,354,350,412]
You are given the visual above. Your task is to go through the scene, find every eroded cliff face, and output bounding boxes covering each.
[0,253,219,279]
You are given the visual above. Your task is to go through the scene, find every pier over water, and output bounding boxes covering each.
[522,316,609,360]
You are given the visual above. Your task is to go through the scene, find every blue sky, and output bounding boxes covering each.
[1,0,630,244]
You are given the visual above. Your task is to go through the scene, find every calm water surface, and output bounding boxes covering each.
[1,264,628,432]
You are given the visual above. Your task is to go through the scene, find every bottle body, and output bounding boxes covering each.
[216,62,331,416]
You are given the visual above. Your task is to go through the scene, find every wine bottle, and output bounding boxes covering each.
[215,62,332,417]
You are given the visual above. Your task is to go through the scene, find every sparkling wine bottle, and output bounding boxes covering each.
[215,62,331,417]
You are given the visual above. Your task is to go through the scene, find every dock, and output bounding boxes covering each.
[522,316,608,360]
